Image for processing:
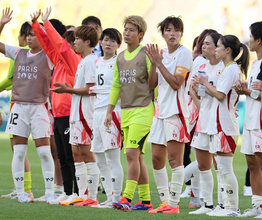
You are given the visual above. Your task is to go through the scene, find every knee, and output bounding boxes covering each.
[152,155,166,169]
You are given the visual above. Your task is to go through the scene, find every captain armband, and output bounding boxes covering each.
[175,66,189,78]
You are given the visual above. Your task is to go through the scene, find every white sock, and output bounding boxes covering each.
[215,169,223,206]
[169,165,184,207]
[216,156,238,211]
[12,144,27,194]
[75,162,88,200]
[37,145,54,195]
[54,184,64,194]
[252,195,262,207]
[86,162,99,201]
[191,171,201,198]
[200,169,213,206]
[153,166,169,203]
[105,149,123,202]
[95,153,113,201]
[184,160,199,183]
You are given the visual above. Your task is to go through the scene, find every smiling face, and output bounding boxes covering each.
[162,23,182,47]
[101,35,119,56]
[202,35,216,60]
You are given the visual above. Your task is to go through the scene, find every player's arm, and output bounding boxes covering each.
[190,80,201,110]
[145,44,158,89]
[51,82,95,95]
[0,8,13,54]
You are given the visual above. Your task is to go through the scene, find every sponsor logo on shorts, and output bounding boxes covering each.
[159,193,165,197]
[64,128,70,135]
[111,141,116,147]
[172,133,177,138]
[130,140,136,144]
[255,145,261,150]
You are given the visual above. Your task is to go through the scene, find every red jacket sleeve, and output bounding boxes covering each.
[44,21,81,76]
[31,22,60,65]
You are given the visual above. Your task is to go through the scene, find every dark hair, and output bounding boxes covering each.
[196,29,218,54]
[220,35,249,78]
[207,32,222,47]
[62,31,75,44]
[157,16,183,34]
[25,23,43,36]
[66,25,75,30]
[74,25,98,47]
[99,28,122,45]
[250,21,262,41]
[49,19,66,37]
[20,22,30,36]
[82,16,101,26]
[192,36,199,50]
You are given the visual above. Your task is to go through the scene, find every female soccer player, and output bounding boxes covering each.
[90,28,123,208]
[0,8,55,203]
[236,21,262,218]
[146,16,193,214]
[104,15,154,211]
[195,35,249,216]
[189,32,225,215]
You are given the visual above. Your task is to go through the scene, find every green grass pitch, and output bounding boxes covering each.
[0,132,255,219]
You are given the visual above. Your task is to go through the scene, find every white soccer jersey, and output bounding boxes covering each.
[196,60,224,133]
[70,54,97,123]
[92,55,120,109]
[245,59,262,130]
[188,56,206,124]
[207,63,240,136]
[155,46,193,119]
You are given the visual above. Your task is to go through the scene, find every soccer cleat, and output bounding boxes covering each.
[180,185,191,198]
[48,193,68,204]
[206,205,224,216]
[240,207,262,217]
[34,195,46,202]
[188,198,203,209]
[59,193,78,205]
[61,197,84,206]
[243,185,252,196]
[149,203,168,213]
[74,198,99,206]
[1,190,17,199]
[113,197,131,211]
[45,194,55,203]
[255,213,262,218]
[91,200,113,208]
[148,203,179,214]
[215,208,240,217]
[132,201,153,211]
[189,205,212,214]
[17,192,34,203]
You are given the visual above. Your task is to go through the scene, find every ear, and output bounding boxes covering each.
[99,39,102,44]
[226,47,231,54]
[138,32,144,41]
[257,38,262,45]
[85,39,90,46]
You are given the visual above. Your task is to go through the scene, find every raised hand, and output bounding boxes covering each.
[1,7,13,25]
[30,9,41,24]
[145,43,162,67]
[41,7,52,23]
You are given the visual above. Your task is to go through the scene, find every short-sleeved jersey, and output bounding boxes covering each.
[207,62,240,136]
[70,54,97,122]
[188,56,206,124]
[196,60,224,133]
[93,55,120,109]
[245,59,262,130]
[154,45,193,119]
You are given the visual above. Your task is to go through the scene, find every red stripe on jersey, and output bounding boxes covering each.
[112,111,123,149]
[260,108,262,129]
[189,116,198,145]
[184,71,189,87]
[178,113,190,142]
[176,90,182,113]
[79,97,92,138]
[224,135,237,153]
[216,106,222,133]
[227,90,232,111]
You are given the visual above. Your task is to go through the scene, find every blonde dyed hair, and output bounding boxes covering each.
[123,15,147,42]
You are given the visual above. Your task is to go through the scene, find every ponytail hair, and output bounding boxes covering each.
[220,35,249,78]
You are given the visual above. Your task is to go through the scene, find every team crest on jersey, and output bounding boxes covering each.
[217,71,222,75]
[109,64,113,69]
[135,61,141,66]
